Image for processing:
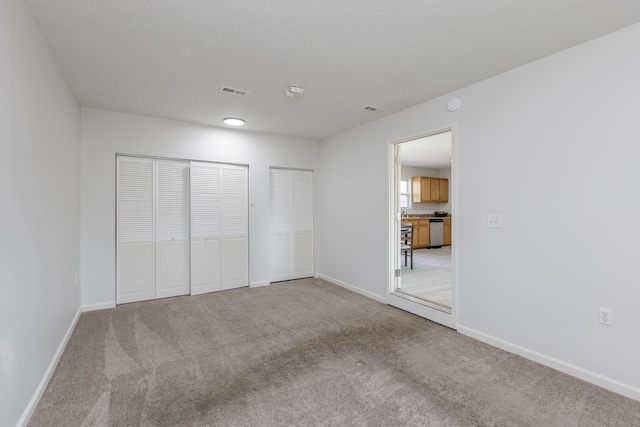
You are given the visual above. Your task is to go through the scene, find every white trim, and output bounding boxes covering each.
[250,280,271,288]
[387,293,458,329]
[82,301,116,312]
[386,122,460,327]
[17,307,82,427]
[317,274,387,304]
[458,325,640,402]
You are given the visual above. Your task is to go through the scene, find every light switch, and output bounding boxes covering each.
[488,214,502,228]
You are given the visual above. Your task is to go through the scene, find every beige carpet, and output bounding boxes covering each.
[30,278,640,426]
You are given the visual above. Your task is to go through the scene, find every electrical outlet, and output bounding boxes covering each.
[488,214,502,228]
[599,308,613,326]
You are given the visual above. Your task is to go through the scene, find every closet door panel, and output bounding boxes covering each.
[118,242,155,304]
[156,240,190,298]
[292,171,313,279]
[221,237,248,290]
[190,162,222,295]
[270,169,313,282]
[191,239,220,295]
[270,232,291,282]
[155,160,190,298]
[117,157,155,304]
[292,231,313,278]
[269,169,292,282]
[221,166,248,290]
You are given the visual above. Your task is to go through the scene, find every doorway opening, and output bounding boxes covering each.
[387,128,457,329]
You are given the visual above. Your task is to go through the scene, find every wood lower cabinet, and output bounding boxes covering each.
[411,176,449,203]
[402,220,430,249]
[443,217,451,246]
[416,220,430,248]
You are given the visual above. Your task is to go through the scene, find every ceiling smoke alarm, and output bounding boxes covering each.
[285,85,304,97]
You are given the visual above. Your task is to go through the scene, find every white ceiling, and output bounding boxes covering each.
[25,1,640,140]
[400,131,451,169]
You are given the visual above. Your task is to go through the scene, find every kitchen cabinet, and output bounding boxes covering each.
[416,220,430,248]
[411,176,448,203]
[443,217,451,246]
[403,220,430,249]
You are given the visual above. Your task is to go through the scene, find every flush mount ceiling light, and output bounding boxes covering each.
[223,117,245,126]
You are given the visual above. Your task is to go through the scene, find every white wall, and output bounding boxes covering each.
[318,23,640,399]
[0,1,81,425]
[80,108,319,308]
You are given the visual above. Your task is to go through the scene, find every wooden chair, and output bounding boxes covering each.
[400,223,413,269]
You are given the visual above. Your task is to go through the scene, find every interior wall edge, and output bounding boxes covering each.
[16,307,82,427]
[317,274,387,304]
[458,325,640,403]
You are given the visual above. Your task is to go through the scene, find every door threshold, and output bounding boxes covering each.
[392,290,452,314]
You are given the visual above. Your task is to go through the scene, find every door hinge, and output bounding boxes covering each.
[395,269,401,277]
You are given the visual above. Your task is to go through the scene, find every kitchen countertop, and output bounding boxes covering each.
[402,215,450,220]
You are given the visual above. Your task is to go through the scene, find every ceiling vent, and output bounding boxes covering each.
[363,106,381,112]
[219,86,249,97]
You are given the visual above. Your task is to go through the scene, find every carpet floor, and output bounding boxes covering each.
[30,278,640,426]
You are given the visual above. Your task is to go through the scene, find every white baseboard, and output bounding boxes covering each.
[458,324,640,402]
[317,274,387,304]
[81,301,116,312]
[250,280,270,288]
[17,306,82,427]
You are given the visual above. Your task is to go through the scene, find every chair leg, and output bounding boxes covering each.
[410,248,413,269]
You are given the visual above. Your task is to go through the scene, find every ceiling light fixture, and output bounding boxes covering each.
[285,85,304,97]
[223,117,245,126]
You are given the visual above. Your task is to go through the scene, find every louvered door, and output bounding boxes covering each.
[117,157,155,304]
[190,162,248,294]
[270,169,313,282]
[292,171,313,279]
[155,160,190,298]
[221,166,249,289]
[190,162,221,295]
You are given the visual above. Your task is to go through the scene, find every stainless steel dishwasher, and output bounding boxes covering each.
[429,218,444,247]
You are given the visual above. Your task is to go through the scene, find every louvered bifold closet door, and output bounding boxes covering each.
[269,169,293,282]
[269,169,314,282]
[155,160,190,298]
[190,162,248,294]
[117,157,155,304]
[292,170,313,279]
[190,162,221,295]
[220,165,249,290]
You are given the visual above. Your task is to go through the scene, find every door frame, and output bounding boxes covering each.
[386,123,459,329]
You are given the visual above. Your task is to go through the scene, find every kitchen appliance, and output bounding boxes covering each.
[429,218,444,247]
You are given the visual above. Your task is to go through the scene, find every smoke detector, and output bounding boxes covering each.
[285,85,304,97]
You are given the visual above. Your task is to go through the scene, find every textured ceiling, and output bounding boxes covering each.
[24,0,640,140]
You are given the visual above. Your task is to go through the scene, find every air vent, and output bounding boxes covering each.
[363,106,380,112]
[219,86,249,97]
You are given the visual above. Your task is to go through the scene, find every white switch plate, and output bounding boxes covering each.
[488,214,502,228]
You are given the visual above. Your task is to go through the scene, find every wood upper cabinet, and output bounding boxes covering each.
[443,217,451,246]
[439,179,449,203]
[411,176,449,203]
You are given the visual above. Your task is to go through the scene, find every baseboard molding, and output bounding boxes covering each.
[317,274,386,304]
[17,306,82,427]
[250,280,271,288]
[458,325,640,402]
[81,301,116,312]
